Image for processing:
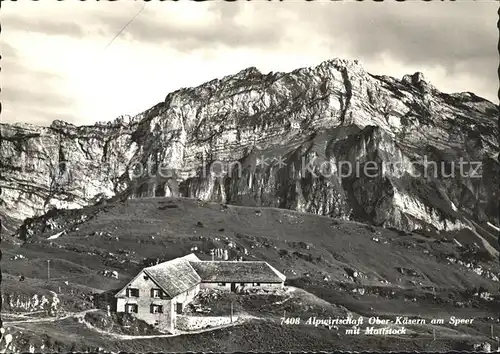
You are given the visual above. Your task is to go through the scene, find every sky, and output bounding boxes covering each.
[1,0,498,127]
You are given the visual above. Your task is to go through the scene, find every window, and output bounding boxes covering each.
[126,304,138,313]
[150,304,163,314]
[151,289,162,298]
[240,283,244,286]
[126,288,139,297]
[218,283,226,286]
[143,275,149,280]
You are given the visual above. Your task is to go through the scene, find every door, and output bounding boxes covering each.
[176,302,183,314]
[230,283,236,292]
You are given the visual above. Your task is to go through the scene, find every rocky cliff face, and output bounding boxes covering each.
[1,58,498,235]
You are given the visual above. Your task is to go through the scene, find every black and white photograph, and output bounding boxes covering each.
[0,0,499,352]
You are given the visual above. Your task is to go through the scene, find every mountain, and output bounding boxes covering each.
[1,58,499,238]
[1,58,499,352]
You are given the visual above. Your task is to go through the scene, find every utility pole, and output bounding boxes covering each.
[433,328,436,341]
[47,260,51,280]
[230,301,233,323]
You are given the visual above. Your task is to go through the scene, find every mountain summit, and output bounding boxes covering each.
[1,58,498,237]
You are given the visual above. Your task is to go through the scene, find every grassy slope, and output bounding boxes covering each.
[2,197,499,351]
[15,320,483,353]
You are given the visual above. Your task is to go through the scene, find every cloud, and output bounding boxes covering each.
[3,86,71,107]
[2,105,81,127]
[316,2,497,69]
[4,16,85,38]
[93,2,285,52]
[94,1,497,99]
[282,1,497,97]
[2,42,17,57]
[1,40,80,125]
[2,86,81,126]
[1,1,140,39]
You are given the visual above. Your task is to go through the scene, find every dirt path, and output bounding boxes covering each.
[4,292,493,344]
[82,315,257,340]
[5,307,258,341]
[4,309,99,325]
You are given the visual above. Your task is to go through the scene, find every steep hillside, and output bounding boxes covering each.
[1,198,499,351]
[1,59,498,234]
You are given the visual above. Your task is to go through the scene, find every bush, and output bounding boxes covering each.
[279,249,289,257]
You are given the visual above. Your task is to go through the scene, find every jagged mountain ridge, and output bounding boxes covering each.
[1,58,499,236]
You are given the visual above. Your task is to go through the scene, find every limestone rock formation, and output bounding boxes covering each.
[1,58,498,235]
